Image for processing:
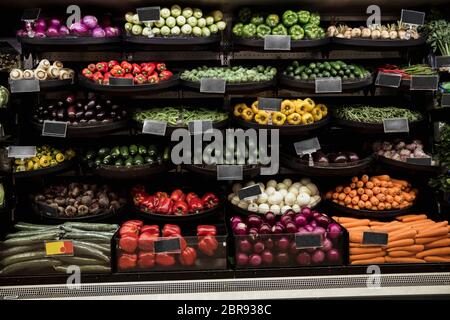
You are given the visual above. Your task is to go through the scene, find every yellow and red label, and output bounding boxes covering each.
[45,240,74,256]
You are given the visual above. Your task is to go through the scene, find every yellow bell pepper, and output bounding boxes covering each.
[39,156,50,167]
[14,159,24,165]
[255,110,270,125]
[303,98,315,111]
[233,103,247,117]
[26,160,34,171]
[272,112,287,126]
[50,159,58,166]
[287,112,302,125]
[251,101,259,114]
[241,107,254,121]
[311,107,323,121]
[33,162,40,170]
[316,104,328,117]
[301,113,315,125]
[16,165,26,172]
[295,101,308,115]
[55,153,65,163]
[280,100,296,115]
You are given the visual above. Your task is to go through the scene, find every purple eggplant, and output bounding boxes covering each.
[347,152,360,162]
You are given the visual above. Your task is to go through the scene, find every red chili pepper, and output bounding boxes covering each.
[119,224,139,237]
[138,232,159,251]
[141,225,160,235]
[132,63,142,76]
[82,68,93,79]
[87,64,96,72]
[156,197,172,214]
[201,192,219,209]
[134,73,147,84]
[186,192,199,204]
[162,224,181,237]
[95,62,108,73]
[155,253,176,266]
[120,61,132,73]
[156,62,166,72]
[108,60,119,69]
[179,247,197,266]
[198,235,219,256]
[119,233,139,253]
[173,200,189,215]
[188,197,204,213]
[170,189,185,202]
[155,191,169,199]
[137,252,155,268]
[197,225,217,237]
[147,73,160,84]
[141,63,155,76]
[118,253,137,270]
[110,65,124,77]
[159,70,173,81]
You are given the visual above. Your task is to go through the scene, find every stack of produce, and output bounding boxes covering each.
[200,141,263,166]
[334,106,423,124]
[124,5,226,37]
[33,95,127,126]
[83,144,169,168]
[233,7,325,40]
[33,183,127,218]
[0,86,9,108]
[283,60,370,80]
[229,178,321,215]
[373,139,433,163]
[0,222,119,275]
[13,145,76,173]
[17,15,119,38]
[231,208,343,267]
[0,49,19,72]
[326,175,417,211]
[234,98,327,126]
[117,220,221,270]
[429,125,450,197]
[377,64,435,79]
[9,60,74,81]
[81,60,174,85]
[180,65,277,83]
[300,150,361,164]
[327,22,420,40]
[423,19,450,56]
[132,186,219,216]
[133,107,227,126]
[334,215,450,264]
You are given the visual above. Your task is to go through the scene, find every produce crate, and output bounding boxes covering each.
[115,220,227,272]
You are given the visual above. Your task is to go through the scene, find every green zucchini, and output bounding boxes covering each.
[14,222,56,231]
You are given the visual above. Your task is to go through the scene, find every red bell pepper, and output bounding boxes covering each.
[141,62,155,76]
[120,61,132,73]
[201,192,219,209]
[118,253,137,270]
[95,62,108,73]
[108,60,119,69]
[170,189,185,202]
[162,224,181,237]
[137,252,155,268]
[148,73,160,84]
[198,235,219,256]
[155,191,168,199]
[103,72,111,85]
[92,71,104,84]
[156,62,166,72]
[123,220,144,228]
[197,225,217,237]
[138,232,159,251]
[173,200,189,216]
[142,195,159,211]
[132,63,142,76]
[110,65,124,77]
[119,233,138,253]
[156,197,172,214]
[186,192,199,204]
[141,225,160,235]
[155,253,176,266]
[82,68,93,79]
[124,73,134,79]
[179,247,197,266]
[87,63,96,72]
[119,224,140,237]
[134,73,147,84]
[188,197,204,213]
[159,70,173,81]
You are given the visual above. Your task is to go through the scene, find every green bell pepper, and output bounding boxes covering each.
[305,27,319,40]
[125,158,134,167]
[317,27,326,39]
[250,13,264,26]
[129,144,138,156]
[265,14,280,28]
[282,10,298,27]
[256,24,271,39]
[271,24,288,36]
[114,159,123,167]
[145,156,154,165]
[133,155,144,166]
[289,25,304,40]
[297,10,310,25]
[238,7,252,23]
[232,23,244,37]
[242,23,257,38]
[147,145,158,157]
[138,145,147,156]
[110,147,120,159]
[102,155,112,165]
[120,146,129,158]
[309,12,320,26]
[98,148,110,157]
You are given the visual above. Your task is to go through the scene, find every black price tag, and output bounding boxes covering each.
[258,97,282,111]
[375,72,402,88]
[137,6,161,22]
[441,94,450,108]
[9,79,40,93]
[21,8,41,21]
[200,78,226,93]
[406,157,432,166]
[42,120,67,138]
[400,9,425,26]
[142,120,167,136]
[436,56,450,68]
[410,75,439,91]
[315,77,342,93]
[38,202,59,217]
[217,165,243,181]
[7,146,36,158]
[295,233,322,249]
[188,120,213,135]
[237,184,262,200]
[154,237,181,254]
[294,137,320,156]
[383,118,409,133]
[264,35,291,50]
[109,77,134,86]
[362,231,388,246]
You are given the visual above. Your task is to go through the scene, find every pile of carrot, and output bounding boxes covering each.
[333,214,450,265]
[325,174,417,211]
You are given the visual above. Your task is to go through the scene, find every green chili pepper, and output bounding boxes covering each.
[232,23,244,37]
[256,24,271,38]
[282,10,298,27]
[238,7,252,23]
[250,13,264,26]
[265,14,280,28]
[289,25,304,40]
[297,10,310,25]
[271,24,288,36]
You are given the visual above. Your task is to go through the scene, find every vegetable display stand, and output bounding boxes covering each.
[333,118,424,134]
[133,118,228,137]
[233,37,330,49]
[332,37,426,48]
[9,78,74,91]
[233,116,330,136]
[18,36,122,51]
[13,160,74,179]
[31,119,129,138]
[79,74,180,93]
[183,164,262,179]
[180,79,275,93]
[123,34,221,46]
[279,74,374,91]
[377,156,443,174]
[134,204,223,223]
[92,163,173,180]
[325,200,413,219]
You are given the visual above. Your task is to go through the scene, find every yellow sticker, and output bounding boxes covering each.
[45,241,74,256]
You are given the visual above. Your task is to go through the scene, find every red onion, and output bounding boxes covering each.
[322,238,333,252]
[272,222,284,234]
[327,223,342,240]
[253,241,265,254]
[264,212,276,226]
[35,31,46,38]
[50,18,61,28]
[305,225,314,232]
[259,223,271,234]
[82,15,98,29]
[276,236,290,252]
[276,252,290,265]
[264,238,274,249]
[261,250,274,264]
[46,26,59,37]
[306,247,315,253]
[313,227,326,236]
[326,249,340,262]
[16,29,27,37]
[294,214,307,227]
[248,227,258,235]
[236,253,249,266]
[311,249,325,264]
[280,215,292,227]
[70,21,89,35]
[230,216,243,229]
[247,214,263,229]
[59,26,70,35]
[238,239,252,253]
[301,207,312,220]
[296,227,308,234]
[285,222,297,234]
[284,209,295,217]
[316,214,331,228]
[104,26,118,37]
[92,27,105,38]
[312,211,321,220]
[249,254,262,267]
[34,18,47,32]
[296,251,311,265]
[289,241,298,255]
[309,220,318,228]
[233,222,247,235]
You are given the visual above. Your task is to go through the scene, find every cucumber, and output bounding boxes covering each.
[2,232,61,247]
[6,228,61,239]
[72,241,110,253]
[15,222,56,231]
[73,243,111,263]
[0,244,42,258]
[54,265,110,274]
[0,251,47,266]
[0,259,61,275]
[64,232,111,241]
[63,222,119,232]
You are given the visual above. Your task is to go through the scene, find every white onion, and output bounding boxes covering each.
[306,183,319,196]
[265,186,276,196]
[282,178,293,187]
[281,205,292,214]
[300,178,311,186]
[270,204,281,214]
[258,203,270,214]
[284,192,296,206]
[297,193,311,206]
[288,186,299,196]
[266,180,277,188]
[292,204,301,213]
[276,183,287,190]
[257,193,268,204]
[299,186,311,196]
[279,189,288,197]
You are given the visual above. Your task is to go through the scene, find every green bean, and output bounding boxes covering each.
[134,107,228,126]
[334,105,423,123]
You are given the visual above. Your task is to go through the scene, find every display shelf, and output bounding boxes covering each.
[13,160,74,179]
[180,79,275,93]
[18,36,121,46]
[92,163,172,180]
[332,37,426,48]
[134,203,223,223]
[279,74,374,91]
[183,164,261,178]
[234,37,330,49]
[233,117,330,136]
[377,155,443,174]
[123,34,221,46]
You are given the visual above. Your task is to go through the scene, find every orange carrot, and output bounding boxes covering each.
[356,181,364,188]
[387,239,414,248]
[336,185,343,192]
[349,231,363,243]
[417,227,449,239]
[423,256,450,263]
[351,176,358,183]
[388,229,417,242]
[365,189,373,197]
[401,214,427,222]
[350,252,386,260]
[351,257,386,265]
[388,251,417,258]
[385,256,425,263]
[387,245,424,252]
[338,193,346,201]
[344,196,352,205]
[416,247,450,259]
[424,238,450,249]
[349,190,357,198]
[361,194,369,201]
[342,220,370,229]
[349,247,383,255]
[369,221,387,227]
[415,236,448,245]
[372,187,380,195]
[344,186,352,194]
[365,181,374,189]
[373,175,390,181]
